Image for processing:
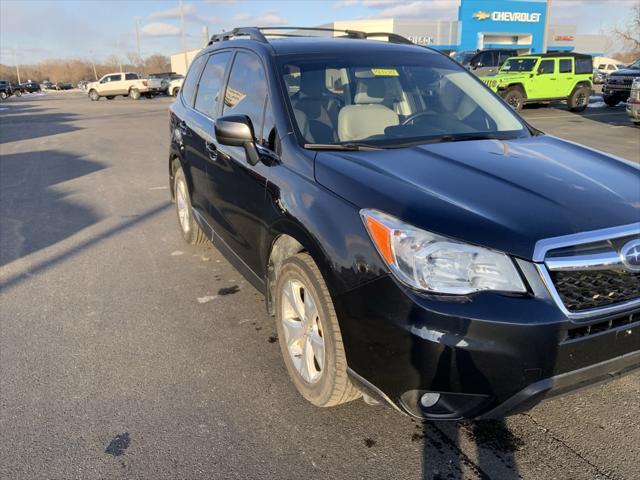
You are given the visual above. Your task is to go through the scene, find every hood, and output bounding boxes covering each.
[609,67,640,77]
[315,136,640,260]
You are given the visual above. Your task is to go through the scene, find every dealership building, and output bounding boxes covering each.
[330,0,606,56]
[171,0,607,74]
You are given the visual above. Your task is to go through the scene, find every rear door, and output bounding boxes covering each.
[181,52,231,228]
[205,49,273,277]
[557,58,575,96]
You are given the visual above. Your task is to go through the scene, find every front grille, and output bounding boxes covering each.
[550,269,640,311]
[565,312,639,341]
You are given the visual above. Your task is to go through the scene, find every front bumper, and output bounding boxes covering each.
[335,269,640,420]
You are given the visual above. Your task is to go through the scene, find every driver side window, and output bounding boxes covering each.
[538,60,555,75]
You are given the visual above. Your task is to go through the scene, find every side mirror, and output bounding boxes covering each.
[214,115,260,166]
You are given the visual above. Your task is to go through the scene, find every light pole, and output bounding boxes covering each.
[180,0,188,72]
[13,49,21,84]
[135,18,143,74]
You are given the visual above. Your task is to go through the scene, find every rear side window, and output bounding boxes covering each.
[575,57,592,74]
[194,51,231,118]
[125,73,139,80]
[538,60,555,74]
[181,54,208,107]
[223,51,268,139]
[559,59,572,73]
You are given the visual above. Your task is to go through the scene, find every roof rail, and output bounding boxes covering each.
[208,26,414,46]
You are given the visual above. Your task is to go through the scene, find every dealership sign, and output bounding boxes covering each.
[473,10,542,23]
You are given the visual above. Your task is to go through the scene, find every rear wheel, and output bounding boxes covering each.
[502,86,525,111]
[567,85,590,112]
[15,90,22,97]
[0,91,7,100]
[275,253,360,407]
[89,89,99,101]
[129,88,141,100]
[174,167,208,245]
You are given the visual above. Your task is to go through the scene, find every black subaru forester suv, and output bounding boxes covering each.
[168,27,640,420]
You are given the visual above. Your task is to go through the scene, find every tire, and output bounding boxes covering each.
[15,90,22,97]
[174,167,208,245]
[89,89,99,101]
[567,85,590,112]
[502,86,525,111]
[603,95,620,107]
[129,88,141,100]
[172,87,179,97]
[274,253,360,407]
[106,96,115,100]
[0,91,7,100]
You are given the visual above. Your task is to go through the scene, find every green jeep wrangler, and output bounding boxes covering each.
[481,52,593,112]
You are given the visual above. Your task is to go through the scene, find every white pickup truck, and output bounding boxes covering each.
[87,72,163,101]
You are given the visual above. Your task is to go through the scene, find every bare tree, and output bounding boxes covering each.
[613,4,640,53]
[144,54,171,74]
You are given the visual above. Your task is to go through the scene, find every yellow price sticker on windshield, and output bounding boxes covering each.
[371,68,399,77]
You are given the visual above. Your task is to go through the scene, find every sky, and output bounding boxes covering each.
[0,0,637,64]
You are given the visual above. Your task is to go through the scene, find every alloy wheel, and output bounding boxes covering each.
[176,178,191,234]
[280,279,325,384]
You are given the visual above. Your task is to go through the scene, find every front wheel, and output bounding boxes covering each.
[568,85,590,112]
[129,88,141,100]
[172,87,180,97]
[603,95,620,107]
[0,91,7,100]
[174,167,208,245]
[89,90,99,101]
[15,90,22,97]
[502,86,525,111]
[275,253,360,407]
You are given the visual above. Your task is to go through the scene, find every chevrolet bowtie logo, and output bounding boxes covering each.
[473,11,491,20]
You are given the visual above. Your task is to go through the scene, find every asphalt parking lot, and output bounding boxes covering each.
[1,91,639,480]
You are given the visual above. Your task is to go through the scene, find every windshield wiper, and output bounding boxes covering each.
[304,143,384,151]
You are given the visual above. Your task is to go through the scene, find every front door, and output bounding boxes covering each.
[531,59,557,99]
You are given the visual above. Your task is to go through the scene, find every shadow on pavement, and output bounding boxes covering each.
[0,105,81,143]
[0,150,106,267]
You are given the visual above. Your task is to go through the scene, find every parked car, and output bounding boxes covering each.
[149,72,183,94]
[593,68,606,84]
[168,27,640,421]
[481,52,593,111]
[0,80,14,99]
[452,49,518,77]
[168,76,184,97]
[602,58,640,106]
[10,82,23,96]
[626,77,640,125]
[55,82,74,90]
[20,81,41,93]
[77,80,90,90]
[41,80,55,90]
[86,72,163,101]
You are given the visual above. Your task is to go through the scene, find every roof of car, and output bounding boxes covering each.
[265,36,431,56]
[203,27,437,58]
[526,52,592,59]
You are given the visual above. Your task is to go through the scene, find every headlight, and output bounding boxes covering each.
[361,210,526,295]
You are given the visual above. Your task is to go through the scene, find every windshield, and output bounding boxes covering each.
[501,58,537,72]
[278,52,527,148]
[452,52,475,65]
[629,59,640,69]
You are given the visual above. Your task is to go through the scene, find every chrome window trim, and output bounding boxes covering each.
[533,223,640,320]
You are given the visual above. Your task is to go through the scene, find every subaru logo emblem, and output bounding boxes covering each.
[620,239,640,272]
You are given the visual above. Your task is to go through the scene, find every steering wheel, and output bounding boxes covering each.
[401,111,439,126]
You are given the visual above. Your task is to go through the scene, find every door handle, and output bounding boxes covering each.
[205,142,218,161]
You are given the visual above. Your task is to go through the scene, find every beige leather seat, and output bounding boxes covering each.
[338,78,399,142]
